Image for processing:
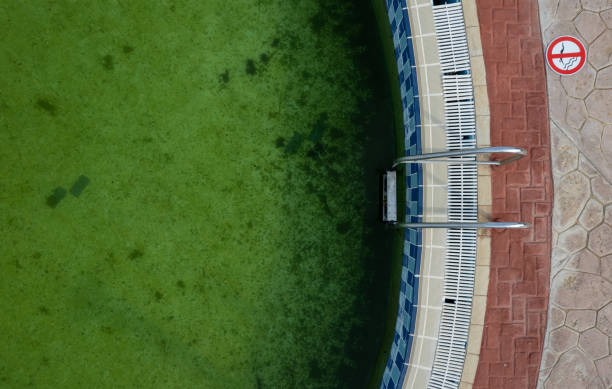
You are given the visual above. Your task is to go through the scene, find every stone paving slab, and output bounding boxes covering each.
[537,1,612,388]
[473,0,553,388]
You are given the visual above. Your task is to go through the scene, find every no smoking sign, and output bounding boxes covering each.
[546,36,587,75]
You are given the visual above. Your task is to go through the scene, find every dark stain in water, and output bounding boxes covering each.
[271,37,280,48]
[69,175,90,197]
[128,249,143,260]
[336,221,350,234]
[310,9,328,33]
[46,187,67,208]
[154,291,163,302]
[246,59,256,75]
[122,45,134,54]
[219,69,230,83]
[274,136,285,148]
[316,193,332,216]
[38,306,50,315]
[259,53,270,64]
[100,326,114,335]
[32,252,41,259]
[284,133,304,154]
[306,148,318,160]
[288,33,300,50]
[176,280,185,288]
[329,127,343,140]
[308,359,323,379]
[305,182,316,194]
[161,152,174,163]
[307,142,325,160]
[104,251,117,267]
[308,112,328,142]
[102,54,114,70]
[35,98,57,116]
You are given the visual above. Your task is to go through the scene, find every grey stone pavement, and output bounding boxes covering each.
[538,1,612,388]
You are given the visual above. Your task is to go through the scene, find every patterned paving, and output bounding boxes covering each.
[472,0,553,388]
[537,1,612,388]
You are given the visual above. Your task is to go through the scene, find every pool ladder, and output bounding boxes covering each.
[390,146,530,229]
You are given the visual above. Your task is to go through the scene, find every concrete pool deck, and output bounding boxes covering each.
[400,0,493,387]
[537,1,612,387]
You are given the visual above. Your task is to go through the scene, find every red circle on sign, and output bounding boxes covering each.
[546,36,586,75]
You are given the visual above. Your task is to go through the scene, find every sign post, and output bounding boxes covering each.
[546,36,587,76]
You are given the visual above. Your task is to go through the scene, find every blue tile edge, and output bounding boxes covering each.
[380,1,423,389]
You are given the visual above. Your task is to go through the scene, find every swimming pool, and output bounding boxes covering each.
[1,1,400,387]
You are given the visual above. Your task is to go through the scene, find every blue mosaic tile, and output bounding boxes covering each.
[380,0,423,389]
[404,283,413,302]
[399,339,407,358]
[391,365,401,383]
[407,255,416,274]
[380,3,423,388]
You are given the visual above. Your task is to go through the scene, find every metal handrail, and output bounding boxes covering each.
[396,222,530,229]
[389,146,530,229]
[392,146,527,168]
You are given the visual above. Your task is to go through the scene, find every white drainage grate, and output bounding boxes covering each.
[428,1,478,389]
[433,2,471,73]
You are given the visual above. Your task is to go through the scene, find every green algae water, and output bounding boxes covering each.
[0,1,401,387]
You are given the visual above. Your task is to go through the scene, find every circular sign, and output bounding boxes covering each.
[546,36,586,75]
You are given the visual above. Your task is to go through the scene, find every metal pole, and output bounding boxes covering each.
[396,222,530,229]
[392,146,527,168]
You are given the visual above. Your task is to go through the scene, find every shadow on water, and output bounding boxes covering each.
[270,0,402,387]
[336,6,400,386]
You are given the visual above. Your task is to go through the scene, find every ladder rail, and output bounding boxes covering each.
[392,146,527,168]
[396,222,530,229]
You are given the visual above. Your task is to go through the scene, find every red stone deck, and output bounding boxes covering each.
[473,1,553,388]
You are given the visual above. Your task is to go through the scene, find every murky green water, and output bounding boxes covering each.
[0,1,399,387]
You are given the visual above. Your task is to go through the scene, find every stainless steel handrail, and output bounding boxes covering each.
[396,222,530,229]
[392,146,527,168]
[390,146,530,229]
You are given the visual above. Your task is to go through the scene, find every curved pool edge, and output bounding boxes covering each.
[379,0,423,388]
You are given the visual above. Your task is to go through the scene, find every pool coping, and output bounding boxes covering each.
[380,1,493,388]
[401,0,493,387]
[458,0,492,387]
[402,0,447,387]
